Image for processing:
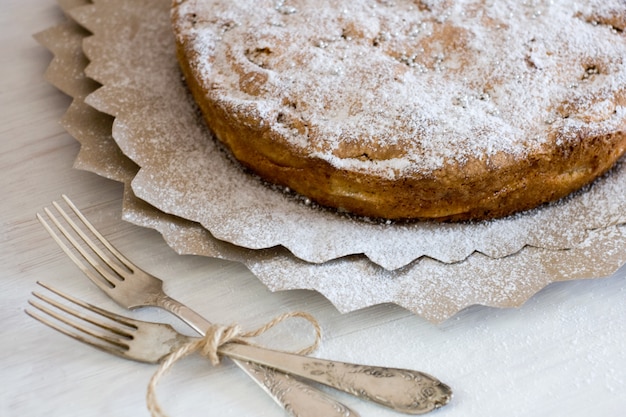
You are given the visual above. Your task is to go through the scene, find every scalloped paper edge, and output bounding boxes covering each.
[36,0,626,322]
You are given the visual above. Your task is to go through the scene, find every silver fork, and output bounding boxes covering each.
[36,195,452,415]
[26,282,356,415]
[27,282,451,416]
[36,198,353,417]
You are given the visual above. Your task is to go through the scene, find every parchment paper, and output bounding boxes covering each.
[37,0,626,322]
[77,0,626,271]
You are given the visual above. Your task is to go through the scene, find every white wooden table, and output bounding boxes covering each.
[2,1,626,416]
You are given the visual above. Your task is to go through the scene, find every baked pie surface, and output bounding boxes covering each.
[171,0,626,220]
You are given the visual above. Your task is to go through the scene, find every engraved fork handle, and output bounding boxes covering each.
[156,295,359,417]
[222,343,452,415]
[159,296,451,414]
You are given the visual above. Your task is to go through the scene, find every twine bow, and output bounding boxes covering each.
[146,311,322,417]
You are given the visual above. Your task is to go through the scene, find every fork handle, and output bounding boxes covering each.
[158,296,209,334]
[161,295,450,414]
[220,343,452,415]
[157,296,359,417]
[236,361,359,417]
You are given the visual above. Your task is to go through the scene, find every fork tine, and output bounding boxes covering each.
[25,307,128,359]
[36,281,142,330]
[61,195,133,268]
[29,282,137,344]
[25,284,139,358]
[37,199,128,291]
[34,281,137,336]
[28,297,129,349]
[52,198,131,277]
[27,283,184,365]
[37,212,112,290]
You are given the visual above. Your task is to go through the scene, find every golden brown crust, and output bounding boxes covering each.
[171,0,626,221]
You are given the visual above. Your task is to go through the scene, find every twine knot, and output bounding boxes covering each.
[147,311,322,417]
[197,323,243,366]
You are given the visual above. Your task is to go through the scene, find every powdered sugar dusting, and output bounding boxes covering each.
[175,0,626,175]
[80,0,626,272]
[59,0,626,321]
